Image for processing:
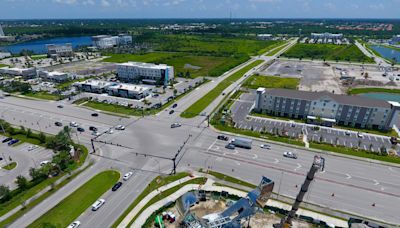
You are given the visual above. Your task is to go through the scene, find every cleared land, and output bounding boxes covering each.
[181,60,264,118]
[282,43,374,63]
[28,170,120,228]
[243,75,299,90]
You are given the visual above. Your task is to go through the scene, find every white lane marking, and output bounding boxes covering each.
[380,187,385,191]
[345,174,352,179]
[294,163,302,171]
[252,154,258,159]
[235,161,240,166]
[373,179,380,186]
[273,158,279,164]
[207,139,217,151]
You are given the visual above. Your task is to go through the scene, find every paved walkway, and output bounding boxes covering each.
[119,173,348,228]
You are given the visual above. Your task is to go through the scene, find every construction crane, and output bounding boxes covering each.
[275,155,325,228]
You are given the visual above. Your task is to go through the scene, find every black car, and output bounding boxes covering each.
[169,110,175,115]
[89,126,98,131]
[112,182,123,191]
[172,103,178,108]
[217,135,229,141]
[57,105,64,108]
[55,122,63,127]
[91,113,99,117]
[2,137,13,143]
[77,127,85,132]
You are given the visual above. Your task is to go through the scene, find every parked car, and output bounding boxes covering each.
[89,126,98,131]
[67,221,81,228]
[345,130,351,136]
[217,135,229,141]
[283,152,298,159]
[70,122,79,127]
[169,110,175,115]
[357,132,364,138]
[112,182,123,191]
[2,137,12,143]
[172,103,178,108]
[390,136,398,145]
[57,105,64,108]
[55,121,63,127]
[92,131,100,136]
[171,123,181,128]
[91,113,99,117]
[7,139,19,146]
[115,125,125,130]
[77,127,85,132]
[225,144,235,150]
[123,172,133,181]
[91,199,105,211]
[40,160,51,166]
[260,144,271,149]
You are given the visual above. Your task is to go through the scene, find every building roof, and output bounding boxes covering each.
[118,62,170,70]
[265,88,391,109]
[108,83,152,93]
[80,80,115,87]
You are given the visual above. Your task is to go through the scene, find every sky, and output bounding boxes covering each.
[0,0,400,19]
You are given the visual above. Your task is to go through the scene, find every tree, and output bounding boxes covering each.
[364,72,369,80]
[38,132,46,144]
[15,175,29,190]
[185,71,191,78]
[26,128,32,138]
[0,185,11,201]
[46,128,73,152]
[173,89,177,97]
[52,151,72,171]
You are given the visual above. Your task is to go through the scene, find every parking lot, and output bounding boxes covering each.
[0,136,53,188]
[230,92,395,153]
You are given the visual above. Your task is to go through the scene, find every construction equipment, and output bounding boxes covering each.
[275,155,325,228]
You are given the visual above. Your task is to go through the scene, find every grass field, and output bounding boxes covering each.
[102,52,180,63]
[84,101,148,116]
[29,170,120,228]
[23,91,60,101]
[282,43,374,63]
[181,60,264,118]
[347,87,400,95]
[243,75,299,90]
[2,162,17,170]
[30,54,47,60]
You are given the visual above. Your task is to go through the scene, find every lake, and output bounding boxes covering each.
[359,92,400,102]
[370,45,400,63]
[0,36,92,54]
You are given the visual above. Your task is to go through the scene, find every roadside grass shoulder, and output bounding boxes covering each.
[111,172,189,228]
[181,60,264,118]
[28,170,120,228]
[22,91,60,101]
[206,170,256,189]
[347,87,400,95]
[1,162,17,170]
[242,75,299,90]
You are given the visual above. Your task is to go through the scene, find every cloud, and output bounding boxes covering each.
[100,0,110,7]
[53,0,77,4]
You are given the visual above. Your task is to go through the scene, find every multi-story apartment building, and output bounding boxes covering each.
[46,43,74,58]
[117,62,174,86]
[311,32,343,40]
[255,88,400,130]
[92,34,132,49]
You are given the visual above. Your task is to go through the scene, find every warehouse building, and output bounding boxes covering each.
[117,62,174,86]
[254,88,400,130]
[0,66,37,79]
[46,43,74,58]
[107,83,151,100]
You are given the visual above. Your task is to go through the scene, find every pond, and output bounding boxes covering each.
[0,36,92,54]
[370,45,400,63]
[359,92,400,102]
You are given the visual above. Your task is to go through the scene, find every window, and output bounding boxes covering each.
[314,102,317,105]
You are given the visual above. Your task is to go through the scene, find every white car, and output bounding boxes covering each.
[27,145,38,151]
[106,129,114,134]
[40,160,50,166]
[171,123,182,128]
[91,131,100,136]
[283,152,298,159]
[67,221,81,228]
[92,199,105,211]
[260,144,271,149]
[357,132,364,138]
[115,125,125,130]
[123,171,133,181]
[70,122,79,127]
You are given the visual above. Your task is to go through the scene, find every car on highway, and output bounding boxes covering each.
[70,122,79,127]
[357,132,364,138]
[55,121,63,127]
[2,137,13,143]
[172,103,178,108]
[106,129,114,134]
[283,152,297,159]
[77,127,85,132]
[171,123,181,128]
[91,113,99,117]
[123,171,133,181]
[115,125,125,130]
[89,126,98,131]
[91,199,105,211]
[345,130,351,136]
[112,182,123,191]
[260,144,271,149]
[67,221,81,228]
[57,105,64,108]
[225,144,235,150]
[169,110,175,115]
[217,135,229,141]
[7,139,19,146]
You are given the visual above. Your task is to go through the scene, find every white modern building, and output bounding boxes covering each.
[117,62,174,86]
[0,52,11,59]
[0,66,37,78]
[38,70,71,82]
[92,34,132,49]
[311,33,343,40]
[257,34,273,40]
[107,83,151,100]
[46,43,74,58]
[76,80,116,93]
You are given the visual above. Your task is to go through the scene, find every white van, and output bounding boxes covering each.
[91,199,105,211]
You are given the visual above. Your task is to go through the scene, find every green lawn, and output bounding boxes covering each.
[347,87,400,95]
[111,172,189,228]
[282,43,374,63]
[29,170,120,228]
[2,162,17,170]
[181,60,264,118]
[243,75,299,90]
[30,54,47,60]
[84,101,150,116]
[0,63,8,68]
[102,52,180,63]
[206,171,256,189]
[23,91,60,101]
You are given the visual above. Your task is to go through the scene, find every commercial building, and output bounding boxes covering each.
[117,62,174,86]
[76,80,116,93]
[38,70,71,82]
[311,32,343,40]
[91,34,132,49]
[257,34,273,40]
[46,43,74,58]
[0,52,11,59]
[254,88,400,130]
[0,67,37,79]
[107,83,151,100]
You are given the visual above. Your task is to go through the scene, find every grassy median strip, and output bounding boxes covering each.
[266,41,291,56]
[28,170,120,228]
[206,170,256,189]
[181,60,264,118]
[129,177,207,226]
[347,87,400,95]
[1,162,17,170]
[111,172,189,228]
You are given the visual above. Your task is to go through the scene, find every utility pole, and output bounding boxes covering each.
[171,134,192,175]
